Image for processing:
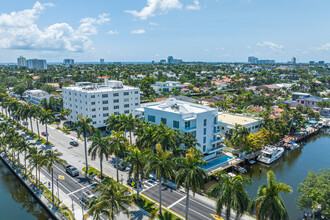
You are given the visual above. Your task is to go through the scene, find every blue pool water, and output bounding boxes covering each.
[201,155,233,170]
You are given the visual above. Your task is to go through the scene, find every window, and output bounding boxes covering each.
[203,136,206,144]
[124,110,129,114]
[124,98,129,102]
[173,120,179,129]
[92,108,96,112]
[102,94,108,98]
[161,118,167,125]
[91,102,95,105]
[135,91,139,94]
[190,131,196,137]
[135,103,139,106]
[203,128,206,135]
[92,115,96,118]
[114,112,119,115]
[185,121,190,129]
[204,119,207,126]
[103,107,109,111]
[124,104,129,108]
[203,145,206,152]
[91,95,95,98]
[102,100,108,104]
[92,121,96,125]
[124,92,129,96]
[148,115,155,122]
[103,113,109,117]
[113,99,119,103]
[103,120,107,123]
[114,105,119,109]
[113,93,119,97]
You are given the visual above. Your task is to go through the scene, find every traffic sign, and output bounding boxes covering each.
[58,175,65,180]
[211,214,224,220]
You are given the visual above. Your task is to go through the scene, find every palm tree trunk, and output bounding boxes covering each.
[116,157,119,182]
[36,120,40,139]
[24,150,27,174]
[313,211,315,220]
[38,169,41,189]
[185,188,190,220]
[137,178,140,201]
[159,180,162,215]
[100,157,103,180]
[129,131,132,145]
[45,123,49,144]
[36,167,38,188]
[84,134,88,173]
[30,118,34,134]
[51,169,54,203]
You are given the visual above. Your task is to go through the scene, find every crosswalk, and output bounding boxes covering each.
[141,179,158,192]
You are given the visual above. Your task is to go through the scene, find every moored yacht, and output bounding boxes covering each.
[257,146,284,164]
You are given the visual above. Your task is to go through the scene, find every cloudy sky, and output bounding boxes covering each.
[0,0,329,63]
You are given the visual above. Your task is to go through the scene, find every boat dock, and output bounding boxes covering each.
[282,126,321,144]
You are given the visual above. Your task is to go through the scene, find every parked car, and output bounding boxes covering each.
[69,141,79,147]
[65,165,79,177]
[22,121,28,126]
[41,131,48,136]
[54,118,61,122]
[127,178,142,188]
[80,191,97,206]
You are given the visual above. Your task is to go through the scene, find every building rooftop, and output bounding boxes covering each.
[140,98,217,115]
[64,80,137,93]
[218,113,260,126]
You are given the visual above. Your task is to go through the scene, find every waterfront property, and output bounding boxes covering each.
[63,79,140,128]
[217,113,262,138]
[136,98,224,159]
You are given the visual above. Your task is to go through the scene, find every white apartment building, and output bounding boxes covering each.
[136,98,224,160]
[63,79,140,128]
[152,81,184,94]
[24,89,59,106]
[217,113,262,138]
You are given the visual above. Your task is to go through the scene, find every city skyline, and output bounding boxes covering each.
[1,0,330,63]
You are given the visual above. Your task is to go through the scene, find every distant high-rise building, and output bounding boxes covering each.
[309,61,315,65]
[27,59,47,70]
[258,59,275,64]
[248,56,258,64]
[100,59,105,64]
[167,56,174,64]
[63,59,74,65]
[292,57,297,64]
[318,61,325,65]
[17,56,27,67]
[160,59,166,64]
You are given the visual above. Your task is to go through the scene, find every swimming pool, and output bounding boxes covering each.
[201,155,233,171]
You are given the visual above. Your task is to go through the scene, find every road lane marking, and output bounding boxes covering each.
[177,202,212,220]
[53,164,86,188]
[186,197,216,213]
[58,175,65,180]
[67,183,96,196]
[211,214,224,220]
[167,195,186,209]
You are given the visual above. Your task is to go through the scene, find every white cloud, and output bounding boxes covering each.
[256,41,284,51]
[314,43,330,51]
[149,22,159,26]
[107,30,119,35]
[186,0,200,10]
[131,29,146,34]
[0,2,110,52]
[125,0,183,20]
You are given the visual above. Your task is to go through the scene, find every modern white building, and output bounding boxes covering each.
[27,59,47,70]
[152,81,184,94]
[217,113,262,138]
[24,89,56,105]
[17,56,27,67]
[136,98,224,159]
[63,79,140,128]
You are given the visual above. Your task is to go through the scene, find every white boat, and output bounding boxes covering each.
[289,142,299,150]
[249,159,256,164]
[234,166,247,173]
[228,172,236,178]
[257,146,284,164]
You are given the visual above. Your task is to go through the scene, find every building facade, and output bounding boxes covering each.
[63,80,140,128]
[27,59,47,70]
[136,98,224,159]
[17,56,27,67]
[152,81,184,94]
[63,59,74,65]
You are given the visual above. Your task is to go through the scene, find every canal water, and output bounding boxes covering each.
[245,128,330,220]
[0,159,52,220]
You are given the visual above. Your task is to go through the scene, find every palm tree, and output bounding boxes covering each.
[28,104,36,134]
[208,171,251,220]
[175,147,208,220]
[106,114,120,132]
[249,170,292,220]
[122,145,151,201]
[89,130,110,179]
[154,123,178,151]
[121,113,137,145]
[88,181,132,220]
[106,131,128,181]
[19,103,30,129]
[34,104,42,139]
[146,144,175,216]
[74,115,94,173]
[136,123,158,149]
[39,109,55,144]
[16,138,32,174]
[182,132,200,149]
[43,149,67,203]
[26,147,45,188]
[309,190,325,220]
[229,124,250,152]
